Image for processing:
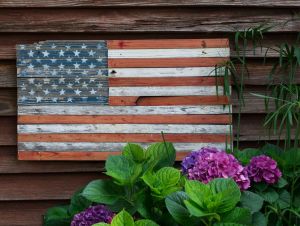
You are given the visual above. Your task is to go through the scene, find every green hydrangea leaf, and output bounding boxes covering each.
[111,210,134,226]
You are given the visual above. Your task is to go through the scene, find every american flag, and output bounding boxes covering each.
[17,39,231,160]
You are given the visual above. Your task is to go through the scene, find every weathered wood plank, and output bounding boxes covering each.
[0,173,103,200]
[0,0,299,7]
[0,146,104,173]
[0,8,298,32]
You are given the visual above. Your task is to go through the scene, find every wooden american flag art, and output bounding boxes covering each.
[16,39,231,160]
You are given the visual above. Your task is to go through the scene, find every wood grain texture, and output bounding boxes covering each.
[0,1,299,7]
[109,96,229,106]
[0,8,298,32]
[18,114,231,124]
[0,173,103,200]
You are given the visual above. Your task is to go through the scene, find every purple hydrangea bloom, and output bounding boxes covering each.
[246,155,282,184]
[181,147,250,190]
[71,205,114,226]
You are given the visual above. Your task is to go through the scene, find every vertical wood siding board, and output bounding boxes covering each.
[18,124,231,134]
[18,133,230,142]
[18,115,232,124]
[108,57,229,68]
[18,142,228,151]
[107,39,229,49]
[18,105,231,115]
[108,67,224,77]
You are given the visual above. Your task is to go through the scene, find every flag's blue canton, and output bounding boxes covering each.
[17,41,109,105]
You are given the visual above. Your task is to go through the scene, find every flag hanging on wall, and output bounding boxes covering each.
[17,39,231,160]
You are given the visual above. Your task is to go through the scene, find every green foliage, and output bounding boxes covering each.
[92,210,159,226]
[43,189,92,226]
[166,178,252,226]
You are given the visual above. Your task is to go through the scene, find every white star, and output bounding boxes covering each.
[81,58,88,63]
[43,64,50,70]
[67,97,73,102]
[50,59,57,63]
[19,45,25,50]
[51,70,58,76]
[21,83,26,90]
[89,63,95,69]
[59,89,65,95]
[27,64,34,70]
[66,57,72,62]
[74,89,82,95]
[28,50,34,57]
[97,70,104,75]
[42,50,49,57]
[28,89,35,95]
[36,96,43,103]
[73,50,80,57]
[43,78,50,84]
[82,70,88,75]
[36,58,41,63]
[81,97,88,101]
[52,97,58,102]
[51,84,58,89]
[89,88,97,95]
[59,78,65,84]
[89,78,95,83]
[28,78,35,84]
[97,83,103,88]
[58,64,65,70]
[43,89,50,95]
[96,57,103,62]
[21,60,27,64]
[97,43,103,49]
[73,63,80,69]
[66,69,72,75]
[35,83,43,89]
[67,83,73,88]
[51,44,56,49]
[82,81,88,88]
[75,78,81,83]
[65,45,71,50]
[20,96,27,102]
[36,69,42,74]
[35,44,41,50]
[59,50,65,57]
[81,44,87,49]
[88,50,95,56]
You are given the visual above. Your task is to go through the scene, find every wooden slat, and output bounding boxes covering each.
[18,151,204,161]
[18,133,229,143]
[108,58,228,68]
[0,173,103,200]
[109,77,224,87]
[107,39,229,49]
[0,146,104,173]
[0,1,299,7]
[0,8,298,32]
[109,96,229,106]
[18,114,231,124]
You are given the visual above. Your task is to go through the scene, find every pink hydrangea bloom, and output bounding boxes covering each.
[181,147,250,190]
[246,155,282,184]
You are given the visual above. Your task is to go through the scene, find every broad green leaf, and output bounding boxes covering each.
[282,148,300,170]
[165,191,197,226]
[240,191,264,213]
[134,219,159,226]
[252,212,267,226]
[105,155,142,185]
[277,189,291,209]
[259,188,279,203]
[123,143,145,163]
[92,223,110,226]
[234,148,260,165]
[184,180,210,209]
[69,188,91,215]
[43,205,71,226]
[111,210,134,226]
[214,223,247,226]
[145,142,176,170]
[273,178,288,188]
[156,167,181,188]
[222,207,251,225]
[82,180,123,204]
[184,199,219,220]
[209,178,241,213]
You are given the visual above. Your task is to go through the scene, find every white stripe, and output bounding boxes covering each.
[19,105,231,115]
[109,86,223,96]
[109,67,224,77]
[18,142,227,152]
[108,48,229,58]
[18,124,230,134]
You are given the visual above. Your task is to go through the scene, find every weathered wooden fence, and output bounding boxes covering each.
[0,1,300,225]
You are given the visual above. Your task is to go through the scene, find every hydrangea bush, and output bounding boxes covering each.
[43,142,300,226]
